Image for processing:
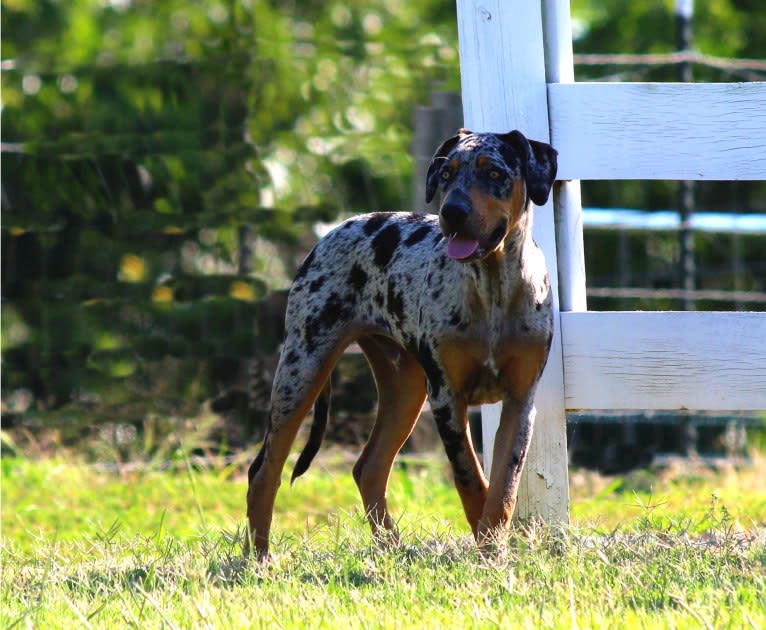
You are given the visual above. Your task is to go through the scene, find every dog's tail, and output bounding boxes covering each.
[291,379,331,483]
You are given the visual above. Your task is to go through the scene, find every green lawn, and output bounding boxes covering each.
[2,449,765,629]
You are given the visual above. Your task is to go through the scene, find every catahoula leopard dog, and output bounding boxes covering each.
[246,129,557,558]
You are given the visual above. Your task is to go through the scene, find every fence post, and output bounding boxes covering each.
[676,0,696,310]
[456,0,570,522]
[543,0,587,314]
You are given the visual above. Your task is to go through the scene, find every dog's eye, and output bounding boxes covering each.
[441,170,451,181]
[489,170,501,180]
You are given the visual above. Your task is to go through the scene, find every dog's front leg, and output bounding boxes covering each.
[430,396,488,536]
[477,393,537,545]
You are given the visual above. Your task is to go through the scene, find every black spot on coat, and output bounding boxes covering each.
[303,292,354,353]
[279,385,293,397]
[386,280,405,326]
[372,223,401,268]
[363,212,394,236]
[320,292,354,323]
[294,248,317,281]
[404,225,432,247]
[432,405,471,487]
[309,275,326,293]
[304,315,322,353]
[348,263,368,293]
[417,339,444,399]
[284,350,301,365]
[448,311,466,330]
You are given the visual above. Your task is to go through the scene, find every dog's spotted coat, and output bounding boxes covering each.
[247,129,558,557]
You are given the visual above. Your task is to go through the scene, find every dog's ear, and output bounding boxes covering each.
[496,130,558,206]
[425,128,470,203]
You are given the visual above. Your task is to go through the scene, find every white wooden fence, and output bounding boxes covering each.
[456,0,766,522]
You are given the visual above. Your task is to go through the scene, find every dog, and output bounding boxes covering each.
[246,129,557,557]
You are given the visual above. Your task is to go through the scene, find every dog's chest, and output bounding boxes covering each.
[432,310,549,404]
[416,257,552,405]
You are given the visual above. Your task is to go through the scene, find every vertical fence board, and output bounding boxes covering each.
[543,0,587,314]
[457,0,569,522]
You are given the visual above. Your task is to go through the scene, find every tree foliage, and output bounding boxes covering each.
[2,0,763,441]
[1,0,459,435]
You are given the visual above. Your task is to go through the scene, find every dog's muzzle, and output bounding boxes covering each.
[440,189,482,261]
[440,189,471,233]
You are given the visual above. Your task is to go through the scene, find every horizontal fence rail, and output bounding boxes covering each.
[586,287,766,304]
[582,208,766,234]
[548,82,766,180]
[459,0,766,525]
[561,312,766,411]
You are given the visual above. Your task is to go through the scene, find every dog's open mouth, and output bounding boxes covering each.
[446,224,508,261]
[446,234,480,260]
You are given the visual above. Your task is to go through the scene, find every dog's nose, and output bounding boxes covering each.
[440,192,471,231]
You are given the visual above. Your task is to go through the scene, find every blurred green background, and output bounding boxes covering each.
[2,1,765,461]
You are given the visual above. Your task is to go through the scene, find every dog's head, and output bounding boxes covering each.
[425,129,557,262]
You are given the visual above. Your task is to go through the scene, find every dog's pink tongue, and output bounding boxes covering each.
[447,236,479,260]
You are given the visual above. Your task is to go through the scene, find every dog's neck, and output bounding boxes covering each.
[468,205,536,315]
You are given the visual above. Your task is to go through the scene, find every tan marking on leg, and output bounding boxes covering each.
[246,336,353,558]
[477,343,548,545]
[434,343,492,535]
[450,413,489,537]
[353,336,427,543]
[500,342,549,402]
[478,399,528,538]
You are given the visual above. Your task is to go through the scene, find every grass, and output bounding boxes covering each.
[2,448,765,629]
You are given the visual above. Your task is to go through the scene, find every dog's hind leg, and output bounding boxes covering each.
[246,335,349,558]
[353,336,427,543]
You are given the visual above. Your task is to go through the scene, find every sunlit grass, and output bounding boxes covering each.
[569,451,766,534]
[2,448,765,628]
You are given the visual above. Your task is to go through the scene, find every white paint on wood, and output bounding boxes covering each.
[456,0,763,528]
[543,0,576,84]
[543,0,587,314]
[457,0,569,523]
[457,1,549,139]
[553,182,588,311]
[561,312,766,411]
[549,82,766,181]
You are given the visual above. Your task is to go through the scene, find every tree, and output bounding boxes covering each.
[1,0,460,446]
[2,0,763,450]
